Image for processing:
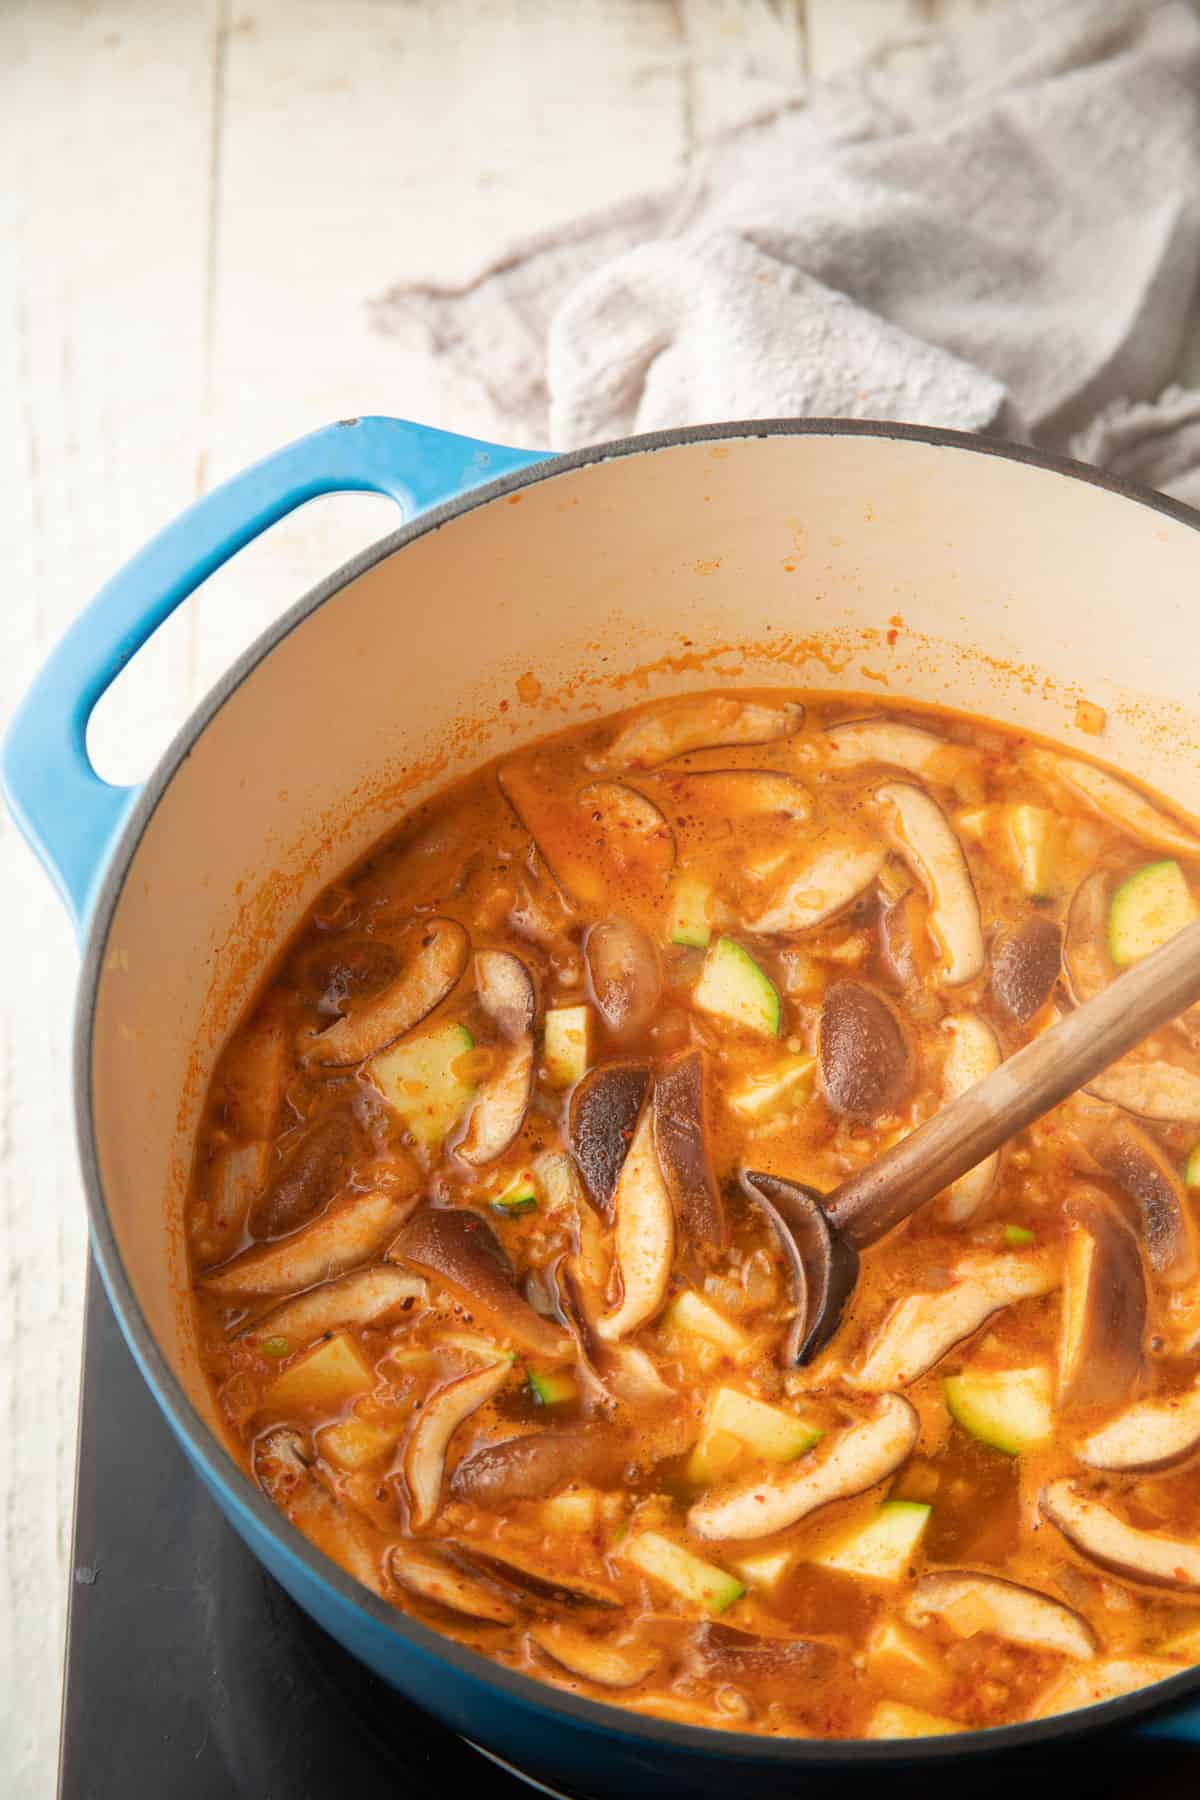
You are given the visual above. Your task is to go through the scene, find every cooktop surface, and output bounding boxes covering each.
[60,1261,1200,1799]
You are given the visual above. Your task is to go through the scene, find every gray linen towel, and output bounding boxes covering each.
[373,0,1200,502]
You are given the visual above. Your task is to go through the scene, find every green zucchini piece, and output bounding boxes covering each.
[368,1021,476,1151]
[1109,860,1199,967]
[687,1387,822,1484]
[812,1500,931,1583]
[528,1367,579,1407]
[622,1530,745,1612]
[731,1547,794,1590]
[543,1006,592,1089]
[728,1055,815,1119]
[1008,804,1055,900]
[667,873,713,949]
[1003,1223,1035,1248]
[943,1365,1052,1455]
[692,937,781,1037]
[491,1176,538,1216]
[662,1289,753,1359]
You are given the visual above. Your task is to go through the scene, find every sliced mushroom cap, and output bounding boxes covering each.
[688,1394,918,1542]
[388,1207,570,1360]
[552,1255,677,1409]
[535,1151,609,1292]
[597,1104,676,1342]
[530,1622,659,1688]
[604,696,804,769]
[567,1062,651,1220]
[938,1015,1002,1223]
[296,936,403,1020]
[1085,1056,1200,1125]
[601,1342,678,1407]
[306,918,469,1066]
[450,1426,632,1507]
[652,768,812,822]
[585,917,662,1042]
[455,1036,535,1168]
[653,1051,726,1250]
[222,991,290,1138]
[206,1139,271,1263]
[1031,1656,1181,1720]
[238,1263,426,1346]
[1078,1380,1200,1473]
[690,1621,837,1680]
[905,1571,1096,1660]
[748,836,885,935]
[991,916,1062,1025]
[1065,870,1112,1006]
[203,1188,419,1298]
[1041,1479,1200,1591]
[875,783,984,985]
[543,1256,614,1412]
[474,948,537,1040]
[497,759,597,907]
[249,1111,355,1240]
[1092,1118,1198,1287]
[576,782,675,886]
[508,853,573,950]
[404,1358,513,1528]
[253,1428,382,1593]
[851,1251,1060,1393]
[1057,1187,1147,1412]
[452,951,537,1167]
[1024,749,1200,857]
[819,981,914,1122]
[740,1170,858,1365]
[879,889,939,1002]
[388,1541,517,1624]
[451,1540,621,1608]
[824,718,947,778]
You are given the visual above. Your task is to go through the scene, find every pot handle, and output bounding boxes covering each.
[2,415,549,941]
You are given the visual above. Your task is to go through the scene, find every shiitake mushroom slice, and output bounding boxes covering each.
[585,917,662,1042]
[819,981,914,1123]
[249,1111,355,1240]
[991,915,1062,1024]
[567,1062,651,1219]
[1057,1187,1146,1413]
[653,1050,726,1250]
[388,1207,570,1362]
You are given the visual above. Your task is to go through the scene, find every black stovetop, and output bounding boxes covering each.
[59,1263,542,1800]
[60,1261,1200,1800]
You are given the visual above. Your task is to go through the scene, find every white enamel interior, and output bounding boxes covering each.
[88,430,1200,1434]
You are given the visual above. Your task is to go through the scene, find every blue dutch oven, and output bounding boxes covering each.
[7,417,1200,1794]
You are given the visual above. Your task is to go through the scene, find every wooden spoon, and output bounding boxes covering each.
[823,914,1200,1252]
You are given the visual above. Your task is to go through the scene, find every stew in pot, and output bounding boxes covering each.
[187,689,1200,1738]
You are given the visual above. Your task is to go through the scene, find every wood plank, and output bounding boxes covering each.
[679,0,808,140]
[805,0,1004,81]
[184,0,700,707]
[0,7,216,1793]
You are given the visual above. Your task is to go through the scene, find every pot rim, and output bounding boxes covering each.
[75,417,1200,1765]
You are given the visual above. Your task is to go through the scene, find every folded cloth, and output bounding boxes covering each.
[373,0,1200,502]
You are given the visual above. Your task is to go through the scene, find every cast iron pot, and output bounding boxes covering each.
[7,417,1200,1796]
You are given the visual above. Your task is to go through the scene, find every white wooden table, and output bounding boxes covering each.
[0,1,1027,1789]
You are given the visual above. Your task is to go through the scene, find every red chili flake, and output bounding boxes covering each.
[886,628,898,646]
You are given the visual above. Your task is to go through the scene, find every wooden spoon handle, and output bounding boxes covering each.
[823,914,1200,1250]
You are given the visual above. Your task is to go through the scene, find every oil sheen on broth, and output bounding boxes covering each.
[186,690,1200,1740]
